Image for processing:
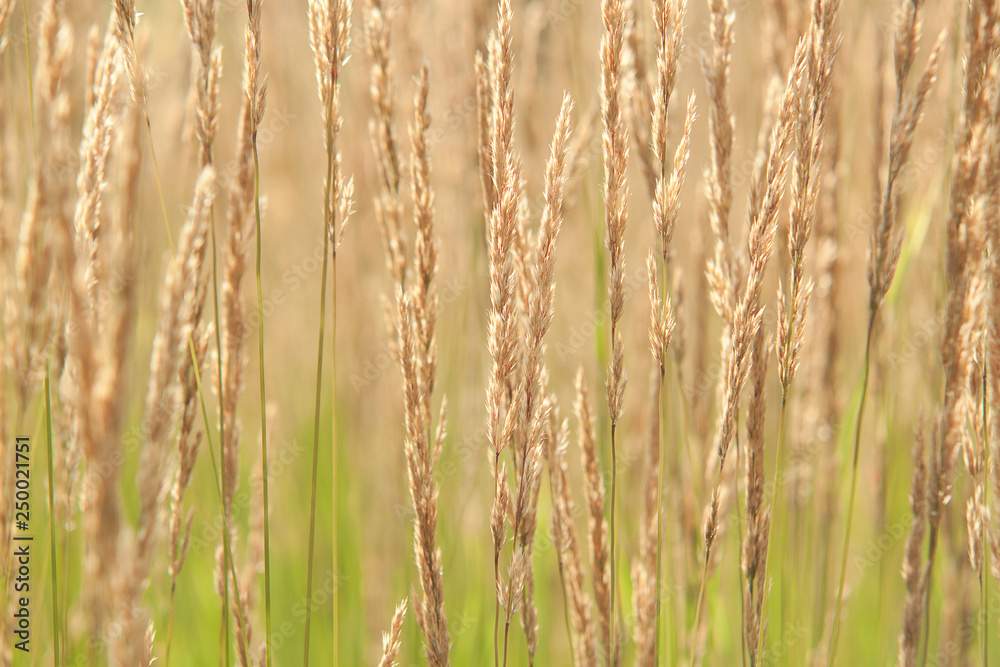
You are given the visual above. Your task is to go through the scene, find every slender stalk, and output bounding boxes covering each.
[982,361,989,667]
[755,389,790,659]
[662,373,675,664]
[610,421,618,664]
[141,113,175,254]
[251,111,273,667]
[690,548,712,666]
[44,365,60,667]
[332,256,340,666]
[494,548,500,667]
[304,51,337,662]
[493,449,501,667]
[218,606,225,667]
[166,579,177,667]
[919,526,939,667]
[501,500,528,665]
[734,428,745,667]
[654,360,666,667]
[303,230,329,667]
[503,617,511,667]
[828,310,877,665]
[664,369,681,666]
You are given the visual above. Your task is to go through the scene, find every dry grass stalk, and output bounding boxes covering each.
[182,0,222,169]
[633,253,676,666]
[304,1,353,663]
[643,11,692,652]
[964,345,987,579]
[74,24,119,318]
[112,0,147,106]
[626,0,684,200]
[219,7,256,521]
[693,37,805,658]
[548,410,598,666]
[650,0,687,248]
[166,314,210,583]
[395,287,450,665]
[777,0,839,396]
[931,0,996,525]
[755,0,840,651]
[654,95,694,387]
[410,67,438,423]
[168,5,220,626]
[508,93,574,665]
[898,3,997,659]
[365,0,406,286]
[898,422,931,667]
[307,0,354,250]
[4,2,71,650]
[600,0,630,660]
[829,1,945,657]
[808,61,843,629]
[987,57,1000,607]
[115,166,216,667]
[576,368,613,664]
[233,576,263,667]
[244,0,272,661]
[7,1,999,664]
[4,1,67,660]
[481,1,526,663]
[64,24,123,647]
[703,0,737,328]
[713,43,803,508]
[631,368,661,667]
[394,64,451,667]
[14,0,73,410]
[867,6,944,315]
[53,12,142,660]
[653,90,692,259]
[743,327,770,663]
[378,599,408,667]
[213,0,268,660]
[966,122,995,653]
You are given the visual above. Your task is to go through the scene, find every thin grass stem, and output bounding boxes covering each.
[304,59,337,662]
[690,546,711,666]
[303,201,330,667]
[251,110,273,667]
[610,421,618,665]
[756,397,788,661]
[331,256,340,666]
[982,361,989,667]
[828,310,877,665]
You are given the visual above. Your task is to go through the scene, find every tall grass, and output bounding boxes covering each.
[3,0,1000,666]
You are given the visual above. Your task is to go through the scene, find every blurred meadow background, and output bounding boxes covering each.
[0,0,998,665]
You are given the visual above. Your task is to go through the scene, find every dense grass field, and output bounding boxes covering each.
[1,0,999,665]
